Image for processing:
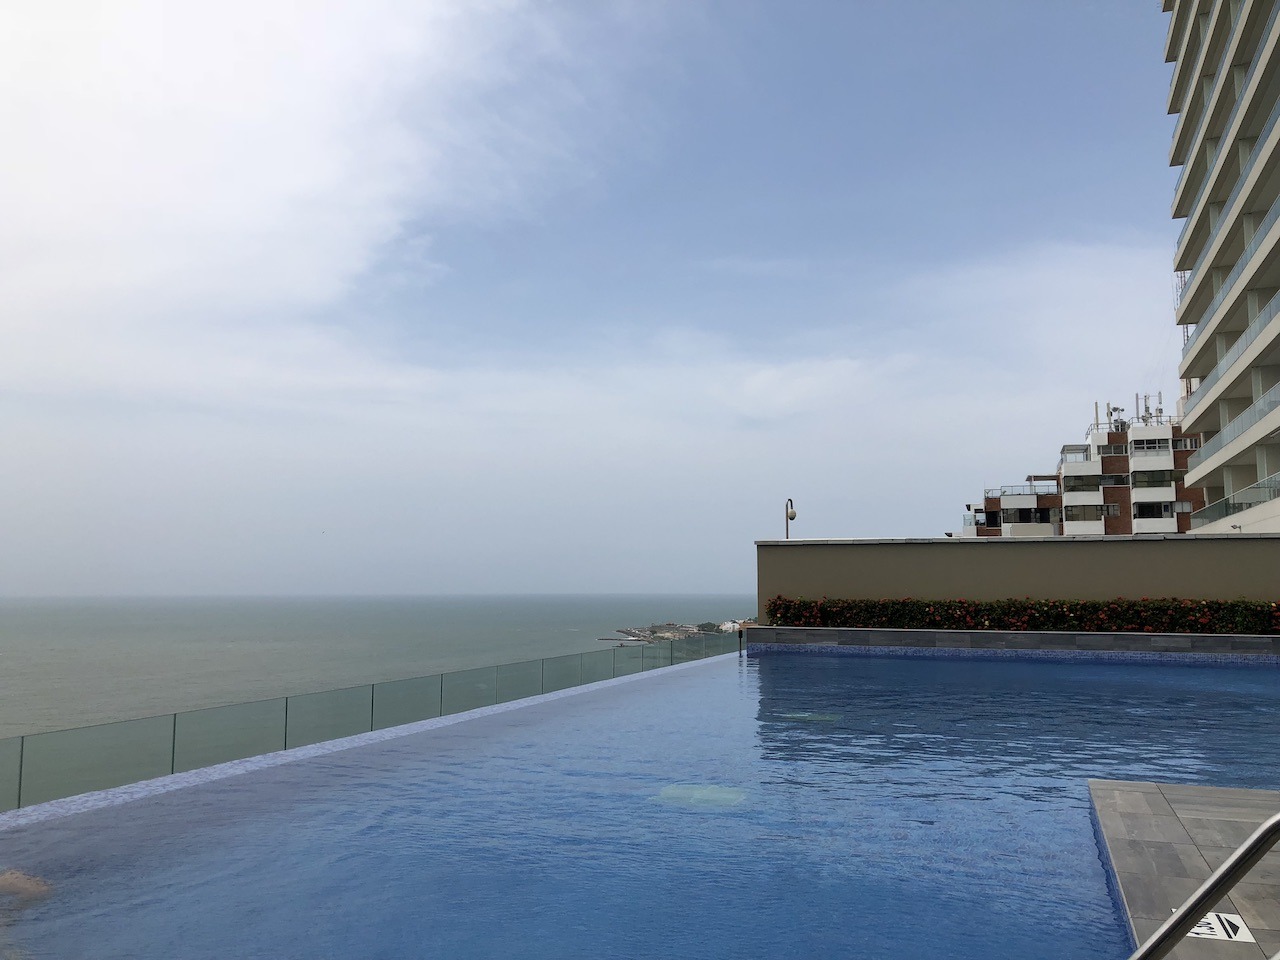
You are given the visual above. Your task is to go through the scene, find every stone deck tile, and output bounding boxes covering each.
[1092,780,1280,960]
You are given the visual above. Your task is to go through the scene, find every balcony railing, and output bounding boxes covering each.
[983,483,1058,498]
[1190,470,1280,527]
[1183,186,1280,358]
[1184,290,1280,415]
[1188,379,1280,469]
[1180,75,1280,295]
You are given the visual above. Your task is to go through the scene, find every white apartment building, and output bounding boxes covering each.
[956,402,1204,538]
[1167,0,1280,531]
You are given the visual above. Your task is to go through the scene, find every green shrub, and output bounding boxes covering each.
[764,596,1280,635]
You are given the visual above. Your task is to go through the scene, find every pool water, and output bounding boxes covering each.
[3,653,1280,960]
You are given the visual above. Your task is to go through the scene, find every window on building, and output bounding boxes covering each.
[1002,508,1053,525]
[1098,444,1128,456]
[1130,439,1172,457]
[1131,470,1180,488]
[1173,501,1193,513]
[1099,474,1127,487]
[1063,475,1102,492]
[1172,437,1201,450]
[1063,504,1120,522]
[1133,502,1174,519]
[1064,505,1103,522]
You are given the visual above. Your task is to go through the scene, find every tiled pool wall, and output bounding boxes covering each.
[746,626,1280,666]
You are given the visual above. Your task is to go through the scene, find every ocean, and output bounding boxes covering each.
[0,594,753,738]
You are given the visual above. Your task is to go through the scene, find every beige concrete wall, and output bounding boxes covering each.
[756,536,1280,623]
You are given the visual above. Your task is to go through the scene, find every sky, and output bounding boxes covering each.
[2,1,1184,596]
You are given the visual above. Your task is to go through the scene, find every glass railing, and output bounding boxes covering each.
[1190,470,1280,527]
[1183,187,1280,358]
[1177,5,1280,342]
[1181,82,1280,288]
[1179,79,1280,261]
[1173,4,1251,226]
[0,635,741,812]
[1188,379,1280,469]
[1174,0,1278,217]
[983,483,1058,498]
[1185,293,1280,414]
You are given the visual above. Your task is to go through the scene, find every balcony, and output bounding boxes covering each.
[1181,187,1280,361]
[1176,3,1280,251]
[1190,470,1280,527]
[1188,378,1280,470]
[1183,289,1280,416]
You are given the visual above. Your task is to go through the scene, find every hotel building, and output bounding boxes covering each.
[1166,0,1280,530]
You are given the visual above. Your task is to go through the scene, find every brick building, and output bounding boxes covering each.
[958,400,1207,537]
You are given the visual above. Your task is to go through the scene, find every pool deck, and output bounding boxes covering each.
[1091,779,1280,960]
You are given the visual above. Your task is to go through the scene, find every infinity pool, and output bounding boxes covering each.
[3,652,1279,959]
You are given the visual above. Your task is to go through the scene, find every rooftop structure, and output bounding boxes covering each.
[1166,0,1280,532]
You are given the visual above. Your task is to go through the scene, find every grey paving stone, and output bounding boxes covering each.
[1198,849,1280,886]
[1091,778,1165,794]
[1117,871,1235,921]
[1104,838,1212,880]
[1227,882,1280,933]
[1130,917,1268,960]
[1095,788,1178,817]
[1166,797,1280,824]
[1250,928,1280,957]
[1182,818,1267,849]
[1099,808,1195,843]
[1159,785,1280,803]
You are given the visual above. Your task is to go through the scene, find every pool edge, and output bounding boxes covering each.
[0,652,740,832]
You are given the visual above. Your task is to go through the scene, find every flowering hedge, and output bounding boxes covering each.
[764,595,1280,635]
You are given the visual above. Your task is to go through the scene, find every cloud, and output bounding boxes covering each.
[0,0,682,336]
[0,3,1180,594]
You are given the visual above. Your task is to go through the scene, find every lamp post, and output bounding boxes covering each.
[785,498,796,539]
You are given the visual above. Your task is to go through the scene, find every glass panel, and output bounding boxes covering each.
[373,675,442,730]
[441,666,497,715]
[642,643,672,671]
[173,699,286,774]
[580,649,614,685]
[672,636,705,663]
[19,715,175,808]
[496,660,543,704]
[613,645,643,676]
[0,737,20,813]
[285,685,373,750]
[542,654,582,693]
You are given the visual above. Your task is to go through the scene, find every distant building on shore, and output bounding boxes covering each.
[956,398,1206,537]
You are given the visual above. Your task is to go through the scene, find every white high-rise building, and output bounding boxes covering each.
[1167,0,1280,531]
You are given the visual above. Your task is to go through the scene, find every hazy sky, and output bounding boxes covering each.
[3,1,1181,596]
